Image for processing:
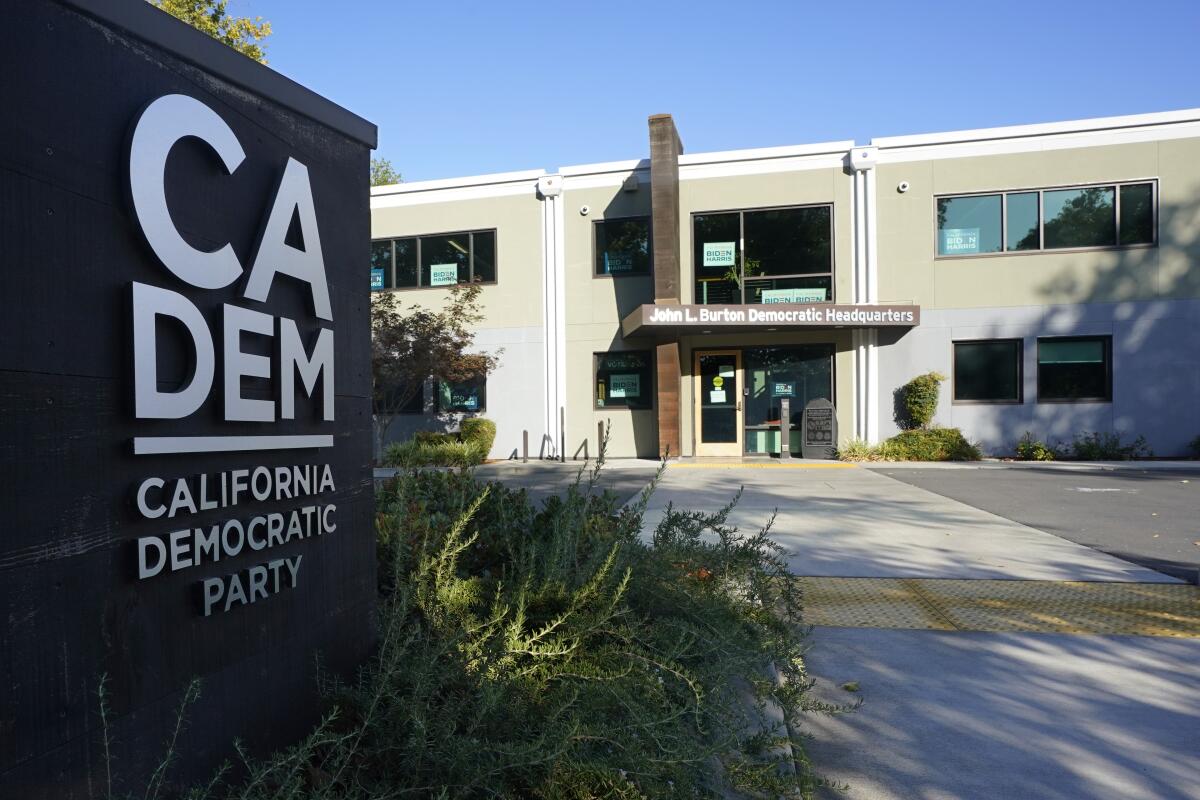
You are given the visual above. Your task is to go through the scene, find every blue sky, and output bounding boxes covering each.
[241,0,1200,182]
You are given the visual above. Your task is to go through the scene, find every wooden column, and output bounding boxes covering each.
[648,114,683,458]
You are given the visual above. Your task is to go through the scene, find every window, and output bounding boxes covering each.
[376,378,426,414]
[953,340,1022,403]
[693,205,833,304]
[936,181,1155,257]
[938,194,1002,255]
[595,351,653,409]
[743,345,833,456]
[595,217,651,276]
[1037,336,1111,402]
[439,375,487,413]
[370,230,497,290]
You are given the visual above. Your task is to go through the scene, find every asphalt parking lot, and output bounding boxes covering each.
[872,466,1200,583]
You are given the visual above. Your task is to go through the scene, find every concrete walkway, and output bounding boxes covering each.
[638,463,1200,800]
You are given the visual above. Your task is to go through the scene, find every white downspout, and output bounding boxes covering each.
[537,174,565,456]
[848,147,879,443]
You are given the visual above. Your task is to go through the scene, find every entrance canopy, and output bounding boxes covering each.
[621,303,921,338]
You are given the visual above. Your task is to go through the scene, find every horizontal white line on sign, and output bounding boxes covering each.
[133,435,335,455]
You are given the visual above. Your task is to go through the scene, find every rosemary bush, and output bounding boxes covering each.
[235,455,826,798]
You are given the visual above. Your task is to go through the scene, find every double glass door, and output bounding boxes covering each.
[695,351,742,457]
[694,346,834,457]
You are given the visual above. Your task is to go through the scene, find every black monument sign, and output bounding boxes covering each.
[1,2,376,795]
[801,398,837,460]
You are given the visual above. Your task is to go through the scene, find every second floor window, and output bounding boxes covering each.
[595,217,651,276]
[937,181,1155,257]
[371,230,497,290]
[693,205,833,305]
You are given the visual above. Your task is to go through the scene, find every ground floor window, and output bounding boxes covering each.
[743,345,833,456]
[439,374,487,412]
[595,351,653,409]
[953,339,1023,403]
[1037,336,1112,402]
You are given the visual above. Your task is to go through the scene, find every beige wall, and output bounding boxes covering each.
[877,136,1200,309]
[562,178,658,458]
[371,192,544,328]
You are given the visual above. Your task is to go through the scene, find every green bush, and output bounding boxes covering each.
[1188,435,1200,458]
[383,437,486,468]
[1069,431,1152,461]
[838,427,980,462]
[896,372,946,430]
[835,438,884,462]
[459,416,496,455]
[1016,432,1058,461]
[203,455,829,798]
[414,429,454,446]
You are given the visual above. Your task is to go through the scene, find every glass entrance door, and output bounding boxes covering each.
[694,351,743,457]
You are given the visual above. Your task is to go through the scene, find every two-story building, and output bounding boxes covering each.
[369,109,1200,460]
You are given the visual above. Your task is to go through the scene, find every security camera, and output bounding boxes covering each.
[579,205,590,216]
[897,181,910,193]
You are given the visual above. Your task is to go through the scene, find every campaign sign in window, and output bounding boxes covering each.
[596,352,652,409]
[940,228,981,255]
[429,263,458,286]
[703,241,736,267]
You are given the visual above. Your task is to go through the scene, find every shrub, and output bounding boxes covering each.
[1016,432,1058,461]
[896,372,946,430]
[885,428,981,461]
[210,450,830,798]
[1189,435,1200,458]
[835,438,884,462]
[838,427,980,462]
[1069,431,1152,461]
[383,437,485,468]
[459,416,496,455]
[413,429,454,446]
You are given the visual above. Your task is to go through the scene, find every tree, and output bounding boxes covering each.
[371,284,500,457]
[371,157,402,187]
[150,0,272,63]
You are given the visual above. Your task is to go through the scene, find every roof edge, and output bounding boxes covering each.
[872,108,1200,150]
[370,168,547,196]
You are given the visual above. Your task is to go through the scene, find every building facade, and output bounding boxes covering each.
[369,109,1200,460]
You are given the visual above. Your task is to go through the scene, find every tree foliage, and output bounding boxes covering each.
[371,284,499,454]
[370,157,402,187]
[151,0,272,64]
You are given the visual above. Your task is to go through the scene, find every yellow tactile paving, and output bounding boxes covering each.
[670,461,857,469]
[799,577,1200,638]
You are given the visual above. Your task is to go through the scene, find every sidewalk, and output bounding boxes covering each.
[639,464,1200,800]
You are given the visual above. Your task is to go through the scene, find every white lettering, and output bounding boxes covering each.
[279,318,335,421]
[244,158,333,320]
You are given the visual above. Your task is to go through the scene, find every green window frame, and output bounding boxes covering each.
[594,217,652,277]
[952,339,1023,404]
[595,351,653,410]
[936,181,1156,258]
[1037,336,1112,403]
[370,229,497,290]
